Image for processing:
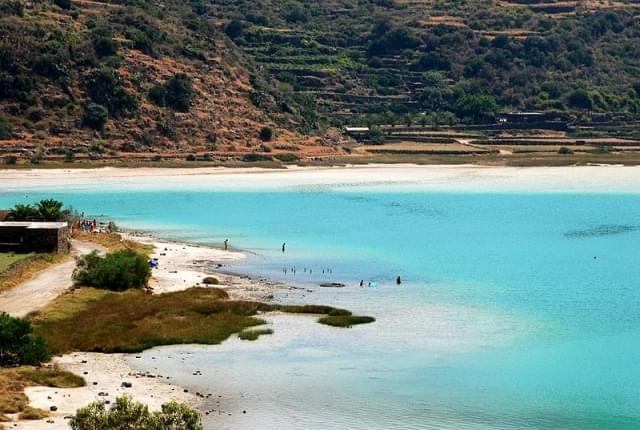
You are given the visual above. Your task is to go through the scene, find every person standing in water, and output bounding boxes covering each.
[282,242,286,253]
[224,239,229,251]
[396,276,402,285]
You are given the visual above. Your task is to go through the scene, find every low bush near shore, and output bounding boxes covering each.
[33,287,375,354]
[73,250,151,291]
[0,313,50,366]
[201,276,219,285]
[70,395,202,430]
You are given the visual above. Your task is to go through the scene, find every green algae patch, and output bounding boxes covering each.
[33,287,375,354]
[318,315,376,328]
[238,328,274,341]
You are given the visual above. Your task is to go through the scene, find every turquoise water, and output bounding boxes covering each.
[1,181,639,428]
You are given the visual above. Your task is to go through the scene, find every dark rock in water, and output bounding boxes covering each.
[319,282,345,288]
[121,382,132,388]
[50,406,58,412]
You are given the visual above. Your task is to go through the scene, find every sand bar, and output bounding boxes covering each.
[1,164,640,193]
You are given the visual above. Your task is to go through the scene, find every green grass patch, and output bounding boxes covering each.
[202,276,219,285]
[318,315,376,328]
[33,287,374,354]
[238,328,274,341]
[19,367,86,388]
[18,406,49,420]
[0,366,85,419]
[0,253,32,273]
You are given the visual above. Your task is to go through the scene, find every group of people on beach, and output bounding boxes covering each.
[75,219,98,233]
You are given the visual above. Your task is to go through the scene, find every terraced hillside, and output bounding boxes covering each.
[0,0,337,161]
[211,0,640,128]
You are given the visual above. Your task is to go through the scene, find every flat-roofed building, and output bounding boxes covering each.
[0,221,70,254]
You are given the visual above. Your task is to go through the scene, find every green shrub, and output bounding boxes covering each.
[0,0,23,16]
[186,153,196,161]
[148,85,167,106]
[558,146,574,155]
[83,103,108,130]
[0,312,51,366]
[0,113,12,139]
[274,153,299,162]
[225,20,244,39]
[242,153,272,162]
[91,27,117,57]
[164,74,195,112]
[202,276,219,285]
[73,250,151,291]
[4,155,17,165]
[567,89,593,110]
[64,149,76,163]
[259,126,273,141]
[70,396,202,430]
[368,126,385,144]
[53,0,72,10]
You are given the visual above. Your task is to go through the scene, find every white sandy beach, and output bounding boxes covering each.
[2,164,640,193]
[9,352,197,430]
[123,233,286,300]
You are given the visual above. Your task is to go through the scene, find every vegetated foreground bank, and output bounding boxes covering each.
[33,287,375,354]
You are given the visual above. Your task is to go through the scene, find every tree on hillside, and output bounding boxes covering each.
[567,89,593,110]
[0,313,50,366]
[454,93,497,123]
[83,103,108,130]
[225,20,244,39]
[164,74,195,112]
[0,113,12,139]
[70,396,203,430]
[259,126,273,141]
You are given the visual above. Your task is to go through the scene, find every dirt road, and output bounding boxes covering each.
[0,240,105,317]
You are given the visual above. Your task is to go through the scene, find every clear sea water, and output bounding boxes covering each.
[2,173,639,429]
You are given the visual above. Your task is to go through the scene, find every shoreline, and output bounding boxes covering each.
[1,164,640,194]
[7,232,301,429]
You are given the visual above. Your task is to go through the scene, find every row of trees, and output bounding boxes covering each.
[6,199,68,222]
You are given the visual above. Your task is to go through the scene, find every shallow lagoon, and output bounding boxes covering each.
[2,169,639,429]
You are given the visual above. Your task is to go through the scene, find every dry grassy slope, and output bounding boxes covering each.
[0,1,341,159]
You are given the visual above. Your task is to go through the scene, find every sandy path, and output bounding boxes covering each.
[0,240,105,317]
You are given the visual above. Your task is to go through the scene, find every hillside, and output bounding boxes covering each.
[0,0,338,162]
[1,0,640,164]
[214,0,640,129]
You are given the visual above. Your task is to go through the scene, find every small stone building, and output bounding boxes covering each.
[0,221,70,254]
